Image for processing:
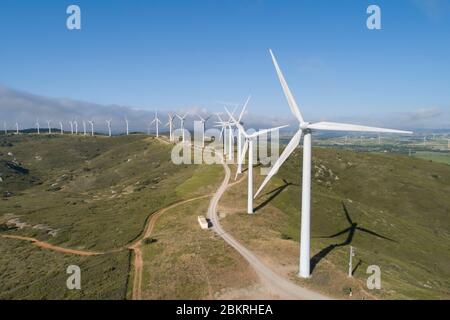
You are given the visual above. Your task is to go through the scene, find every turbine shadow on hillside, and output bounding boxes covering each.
[254,179,299,212]
[310,201,396,274]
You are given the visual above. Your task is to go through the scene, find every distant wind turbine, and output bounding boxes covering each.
[47,120,52,134]
[197,114,212,148]
[166,113,176,141]
[176,112,189,142]
[125,117,129,135]
[36,119,40,135]
[69,121,74,135]
[235,96,251,176]
[59,122,64,135]
[226,107,287,214]
[74,120,78,135]
[82,121,87,136]
[15,122,19,134]
[253,49,412,278]
[151,111,162,138]
[215,113,227,155]
[106,119,112,137]
[88,120,95,136]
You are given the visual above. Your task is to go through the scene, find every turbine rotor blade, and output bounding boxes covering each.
[269,49,304,124]
[254,129,302,198]
[238,95,251,123]
[248,125,289,139]
[307,121,413,134]
[224,107,249,139]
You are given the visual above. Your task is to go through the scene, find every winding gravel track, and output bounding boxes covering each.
[207,154,331,300]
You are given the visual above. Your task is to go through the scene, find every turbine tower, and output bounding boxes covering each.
[36,119,40,135]
[125,117,129,135]
[74,120,79,135]
[69,121,74,135]
[226,108,287,214]
[235,96,251,176]
[215,114,227,155]
[88,120,95,136]
[15,122,19,134]
[176,112,189,143]
[47,120,52,134]
[106,119,112,137]
[254,50,412,278]
[151,111,162,138]
[166,113,176,141]
[197,114,212,148]
[59,122,64,135]
[82,121,87,136]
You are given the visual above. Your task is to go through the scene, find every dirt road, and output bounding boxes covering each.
[1,235,103,256]
[207,154,331,300]
[128,194,212,300]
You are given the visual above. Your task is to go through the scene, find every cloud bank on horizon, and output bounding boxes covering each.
[0,85,448,133]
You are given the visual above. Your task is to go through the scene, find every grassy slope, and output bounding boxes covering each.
[0,134,222,299]
[221,147,450,299]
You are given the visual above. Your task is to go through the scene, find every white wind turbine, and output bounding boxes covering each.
[226,108,288,214]
[254,50,413,278]
[59,122,64,135]
[15,121,19,134]
[176,112,189,142]
[74,120,79,135]
[106,119,112,137]
[235,96,251,176]
[36,119,40,135]
[88,120,95,136]
[166,113,176,141]
[69,121,74,134]
[47,120,52,134]
[215,114,228,155]
[215,107,238,157]
[151,111,162,138]
[82,121,87,136]
[197,114,212,148]
[125,117,129,135]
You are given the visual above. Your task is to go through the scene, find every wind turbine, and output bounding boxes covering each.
[15,122,19,134]
[82,121,87,136]
[253,50,412,278]
[235,96,251,176]
[88,120,95,136]
[47,120,52,134]
[36,119,40,135]
[197,114,212,148]
[150,111,162,138]
[226,108,287,214]
[166,113,176,141]
[106,119,112,137]
[74,120,79,135]
[125,117,129,135]
[215,113,227,154]
[176,112,189,143]
[59,122,64,135]
[69,121,74,135]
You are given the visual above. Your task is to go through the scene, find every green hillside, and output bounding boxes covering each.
[221,147,450,299]
[0,134,222,299]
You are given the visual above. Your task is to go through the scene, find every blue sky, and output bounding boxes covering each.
[0,0,449,127]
